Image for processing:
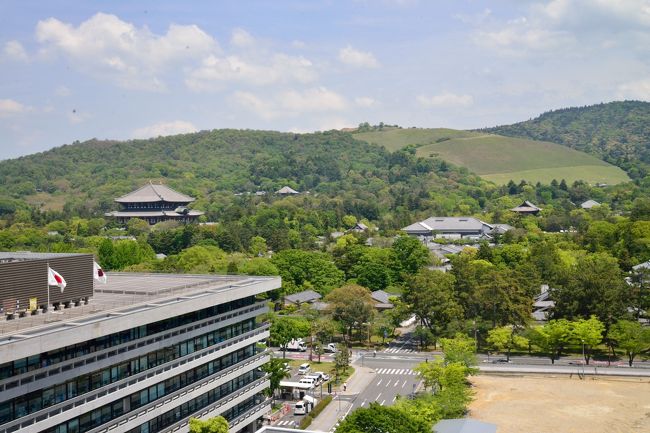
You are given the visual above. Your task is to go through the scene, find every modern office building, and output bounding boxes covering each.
[105,183,204,225]
[0,254,279,433]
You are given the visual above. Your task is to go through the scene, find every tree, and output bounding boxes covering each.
[403,270,462,348]
[270,316,310,358]
[390,235,430,281]
[249,236,267,256]
[188,416,229,433]
[608,320,650,366]
[571,316,605,365]
[474,267,532,329]
[486,326,529,362]
[271,249,344,296]
[334,342,350,383]
[262,358,291,403]
[335,402,430,433]
[529,319,572,364]
[126,218,150,236]
[552,252,627,327]
[325,284,375,342]
[439,334,477,368]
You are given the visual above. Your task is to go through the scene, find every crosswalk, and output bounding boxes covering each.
[383,347,416,353]
[275,420,297,426]
[374,368,418,375]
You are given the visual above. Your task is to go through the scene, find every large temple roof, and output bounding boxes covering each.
[115,183,196,204]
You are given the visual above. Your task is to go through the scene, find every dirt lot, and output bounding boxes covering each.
[469,374,650,433]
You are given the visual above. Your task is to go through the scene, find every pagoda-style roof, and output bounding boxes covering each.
[115,183,195,204]
[511,200,542,213]
[105,210,204,218]
[276,186,299,194]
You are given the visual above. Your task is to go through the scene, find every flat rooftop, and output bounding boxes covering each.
[0,272,277,341]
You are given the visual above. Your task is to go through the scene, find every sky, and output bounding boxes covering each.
[1,0,649,160]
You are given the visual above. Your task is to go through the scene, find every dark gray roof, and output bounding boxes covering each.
[115,183,195,203]
[371,290,399,304]
[511,200,541,212]
[433,419,497,433]
[633,260,650,271]
[105,210,204,218]
[285,289,322,304]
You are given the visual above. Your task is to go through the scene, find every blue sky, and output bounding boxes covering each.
[1,0,649,160]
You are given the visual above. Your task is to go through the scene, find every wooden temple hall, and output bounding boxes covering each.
[105,183,204,225]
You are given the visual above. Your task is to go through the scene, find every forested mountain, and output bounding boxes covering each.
[0,129,494,228]
[483,101,650,178]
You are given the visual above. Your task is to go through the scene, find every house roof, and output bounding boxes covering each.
[277,186,300,194]
[433,419,497,433]
[371,290,399,305]
[511,200,542,213]
[115,183,195,203]
[105,210,204,218]
[403,217,492,234]
[490,223,513,234]
[285,289,322,304]
[581,199,601,209]
[633,260,650,271]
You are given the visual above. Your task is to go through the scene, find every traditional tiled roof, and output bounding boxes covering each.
[580,199,600,209]
[371,290,399,305]
[511,200,542,213]
[115,183,195,203]
[105,210,203,218]
[285,289,322,304]
[276,186,300,194]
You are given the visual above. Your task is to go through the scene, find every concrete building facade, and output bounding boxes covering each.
[0,264,279,433]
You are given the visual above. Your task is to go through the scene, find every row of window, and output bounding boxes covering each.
[44,370,258,433]
[0,296,256,380]
[0,319,256,424]
[123,202,183,210]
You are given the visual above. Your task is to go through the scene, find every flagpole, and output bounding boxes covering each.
[46,261,50,313]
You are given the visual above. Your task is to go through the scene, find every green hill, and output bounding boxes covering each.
[354,129,629,185]
[483,100,650,178]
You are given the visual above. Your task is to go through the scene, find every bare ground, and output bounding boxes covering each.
[469,374,650,433]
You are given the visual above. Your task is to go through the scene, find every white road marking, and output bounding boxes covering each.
[402,379,408,388]
[361,399,367,407]
[375,393,382,401]
[392,396,397,402]
[394,380,399,387]
[377,379,382,385]
[385,379,392,387]
[381,399,386,406]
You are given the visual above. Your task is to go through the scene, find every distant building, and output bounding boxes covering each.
[276,186,299,195]
[510,200,542,216]
[105,182,204,225]
[371,290,399,311]
[580,199,601,209]
[347,222,369,233]
[284,290,322,307]
[402,217,495,240]
[532,284,555,322]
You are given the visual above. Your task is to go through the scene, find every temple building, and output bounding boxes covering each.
[105,183,204,225]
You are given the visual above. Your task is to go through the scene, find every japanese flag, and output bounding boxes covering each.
[93,261,107,284]
[48,266,67,292]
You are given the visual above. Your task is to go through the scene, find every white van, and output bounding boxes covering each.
[299,377,316,387]
[298,363,311,375]
[294,401,307,415]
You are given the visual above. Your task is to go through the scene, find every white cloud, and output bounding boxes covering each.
[132,120,198,139]
[231,28,255,48]
[355,96,377,107]
[55,85,71,97]
[3,41,28,61]
[338,45,379,68]
[186,53,316,91]
[417,92,474,108]
[0,99,29,117]
[233,87,347,120]
[291,40,306,49]
[34,13,218,91]
[617,78,650,100]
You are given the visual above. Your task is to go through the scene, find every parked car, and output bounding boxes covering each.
[294,401,307,415]
[299,377,316,387]
[282,338,308,352]
[305,373,322,384]
[324,343,337,353]
[298,363,311,375]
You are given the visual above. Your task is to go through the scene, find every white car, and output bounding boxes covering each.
[313,371,330,382]
[324,343,337,353]
[298,363,311,375]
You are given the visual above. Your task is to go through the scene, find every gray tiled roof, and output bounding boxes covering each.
[115,183,195,203]
[511,200,541,212]
[403,217,492,233]
[371,290,399,304]
[285,289,322,304]
[581,199,600,209]
[276,186,299,194]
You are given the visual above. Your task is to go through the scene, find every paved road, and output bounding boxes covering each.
[349,357,422,410]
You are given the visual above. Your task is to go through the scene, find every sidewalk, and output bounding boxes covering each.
[308,365,376,432]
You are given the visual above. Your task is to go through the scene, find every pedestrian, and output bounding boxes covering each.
[373,349,376,357]
[343,382,347,391]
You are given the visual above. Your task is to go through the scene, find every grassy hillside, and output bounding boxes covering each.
[355,129,629,185]
[483,101,650,178]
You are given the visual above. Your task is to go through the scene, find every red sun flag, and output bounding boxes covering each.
[93,261,107,284]
[48,266,67,292]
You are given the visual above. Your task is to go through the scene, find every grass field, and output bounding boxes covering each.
[354,129,629,185]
